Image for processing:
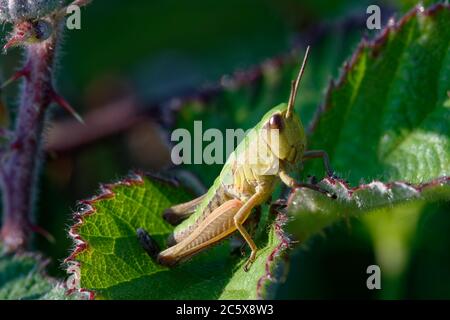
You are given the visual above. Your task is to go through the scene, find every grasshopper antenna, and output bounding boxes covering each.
[286,45,310,118]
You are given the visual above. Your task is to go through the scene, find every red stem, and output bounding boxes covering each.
[0,27,60,252]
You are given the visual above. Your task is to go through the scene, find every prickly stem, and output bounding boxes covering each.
[0,16,64,252]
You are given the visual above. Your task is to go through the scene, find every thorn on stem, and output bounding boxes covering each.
[3,36,22,53]
[30,224,56,243]
[73,0,93,7]
[3,21,34,53]
[50,91,85,124]
[0,68,30,90]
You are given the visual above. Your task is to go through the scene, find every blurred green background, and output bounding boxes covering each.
[0,0,448,299]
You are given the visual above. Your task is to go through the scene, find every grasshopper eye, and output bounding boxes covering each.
[269,114,284,131]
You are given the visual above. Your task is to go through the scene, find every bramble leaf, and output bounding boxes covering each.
[66,4,450,300]
[305,4,450,185]
[67,174,288,299]
[288,177,450,242]
[289,4,450,228]
[0,245,81,300]
[286,4,450,298]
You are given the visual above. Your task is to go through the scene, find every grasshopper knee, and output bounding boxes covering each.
[166,233,178,247]
[163,209,184,225]
[157,250,181,267]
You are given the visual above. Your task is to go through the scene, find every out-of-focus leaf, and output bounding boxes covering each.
[0,245,81,300]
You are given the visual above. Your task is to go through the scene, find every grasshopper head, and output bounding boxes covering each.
[261,46,310,164]
[262,104,306,164]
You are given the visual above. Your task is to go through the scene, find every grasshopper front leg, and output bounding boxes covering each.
[234,190,268,272]
[302,150,336,178]
[279,170,337,199]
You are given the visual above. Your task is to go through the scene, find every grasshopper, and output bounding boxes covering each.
[137,46,336,272]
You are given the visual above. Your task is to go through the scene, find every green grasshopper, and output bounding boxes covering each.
[137,46,336,272]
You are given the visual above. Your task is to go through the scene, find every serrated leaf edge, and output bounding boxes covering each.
[65,171,297,300]
[287,176,450,207]
[308,2,449,133]
[64,171,181,300]
[255,209,291,300]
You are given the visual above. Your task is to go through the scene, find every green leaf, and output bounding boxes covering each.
[306,4,450,185]
[288,177,450,242]
[0,249,51,300]
[0,246,80,300]
[285,4,450,298]
[39,284,88,300]
[289,3,450,230]
[67,174,289,300]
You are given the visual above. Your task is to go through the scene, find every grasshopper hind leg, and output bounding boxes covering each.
[163,194,206,226]
[137,228,161,261]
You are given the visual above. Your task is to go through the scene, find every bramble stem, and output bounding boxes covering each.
[0,20,63,252]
